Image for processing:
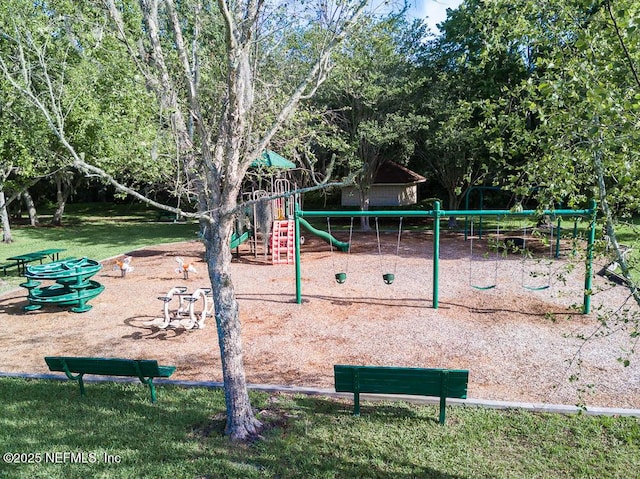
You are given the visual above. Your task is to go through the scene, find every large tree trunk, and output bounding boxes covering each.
[447,189,459,228]
[22,190,39,226]
[358,189,371,231]
[205,213,262,440]
[52,174,70,226]
[0,190,13,243]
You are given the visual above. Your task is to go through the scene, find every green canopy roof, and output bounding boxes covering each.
[251,150,296,169]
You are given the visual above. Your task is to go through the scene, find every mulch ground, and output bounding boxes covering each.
[0,231,638,409]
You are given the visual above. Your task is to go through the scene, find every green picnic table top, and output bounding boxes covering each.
[5,249,67,274]
[7,248,66,261]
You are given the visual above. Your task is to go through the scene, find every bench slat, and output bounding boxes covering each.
[44,356,176,403]
[45,357,174,378]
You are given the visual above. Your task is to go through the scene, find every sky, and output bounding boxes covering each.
[405,0,464,34]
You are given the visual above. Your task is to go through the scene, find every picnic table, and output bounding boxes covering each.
[5,248,67,275]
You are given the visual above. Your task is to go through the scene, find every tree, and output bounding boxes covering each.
[413,0,531,210]
[0,0,370,440]
[464,0,640,367]
[315,15,428,229]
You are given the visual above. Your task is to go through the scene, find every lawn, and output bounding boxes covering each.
[0,203,199,295]
[0,377,639,478]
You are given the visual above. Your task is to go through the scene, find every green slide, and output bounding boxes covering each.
[230,230,251,250]
[298,218,349,252]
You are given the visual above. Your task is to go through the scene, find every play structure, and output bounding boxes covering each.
[175,257,197,279]
[233,150,349,264]
[113,256,134,277]
[293,200,598,314]
[145,286,213,330]
[20,258,105,313]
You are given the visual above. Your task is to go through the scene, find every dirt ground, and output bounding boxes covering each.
[1,230,639,409]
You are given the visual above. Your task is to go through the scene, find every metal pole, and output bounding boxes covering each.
[584,199,597,314]
[555,217,562,259]
[295,208,302,304]
[299,208,593,218]
[433,201,440,309]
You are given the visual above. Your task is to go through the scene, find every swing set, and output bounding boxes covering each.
[468,218,500,290]
[293,200,598,314]
[467,218,557,291]
[326,217,403,285]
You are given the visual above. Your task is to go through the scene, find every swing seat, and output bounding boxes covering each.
[335,272,347,284]
[382,273,395,285]
[523,284,549,291]
[471,284,496,290]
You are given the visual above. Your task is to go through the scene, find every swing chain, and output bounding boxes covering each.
[328,217,353,284]
[375,217,403,284]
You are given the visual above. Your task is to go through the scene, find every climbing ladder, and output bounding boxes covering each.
[271,220,294,265]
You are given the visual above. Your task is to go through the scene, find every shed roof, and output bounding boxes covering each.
[373,161,426,185]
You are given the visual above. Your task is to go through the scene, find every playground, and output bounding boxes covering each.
[0,223,639,410]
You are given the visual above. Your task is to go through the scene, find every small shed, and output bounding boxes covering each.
[341,161,426,207]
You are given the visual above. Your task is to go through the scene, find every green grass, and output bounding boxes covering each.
[0,377,638,478]
[0,203,199,294]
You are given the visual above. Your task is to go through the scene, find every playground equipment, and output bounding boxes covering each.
[242,167,347,264]
[520,224,554,291]
[147,286,213,330]
[175,257,197,279]
[375,217,403,285]
[327,217,353,284]
[294,200,598,314]
[301,218,349,252]
[20,257,105,313]
[598,242,633,286]
[468,218,500,290]
[113,256,134,278]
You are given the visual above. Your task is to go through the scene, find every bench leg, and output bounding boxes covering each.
[78,374,86,397]
[439,395,446,425]
[353,392,360,416]
[148,380,157,403]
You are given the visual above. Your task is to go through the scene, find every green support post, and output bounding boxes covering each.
[555,217,562,259]
[583,199,597,314]
[295,208,302,304]
[433,201,440,309]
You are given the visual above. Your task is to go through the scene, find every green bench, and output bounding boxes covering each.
[334,365,469,424]
[157,210,181,222]
[44,356,176,403]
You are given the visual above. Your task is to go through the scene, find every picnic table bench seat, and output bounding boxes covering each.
[1,262,19,276]
[44,356,176,403]
[334,365,469,424]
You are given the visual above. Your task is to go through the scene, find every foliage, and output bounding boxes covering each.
[413,0,532,209]
[459,0,640,367]
[313,14,429,215]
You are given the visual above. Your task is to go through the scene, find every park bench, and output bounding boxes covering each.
[157,210,182,222]
[44,356,176,403]
[334,365,469,425]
